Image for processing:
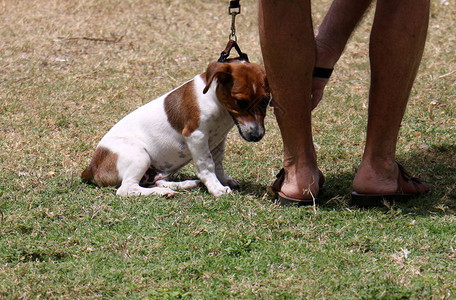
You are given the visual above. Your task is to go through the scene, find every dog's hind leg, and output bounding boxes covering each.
[114,146,176,198]
[155,179,201,191]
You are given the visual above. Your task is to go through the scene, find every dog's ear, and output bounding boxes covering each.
[203,62,232,94]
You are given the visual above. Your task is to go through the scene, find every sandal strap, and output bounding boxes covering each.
[396,162,429,194]
[271,168,285,193]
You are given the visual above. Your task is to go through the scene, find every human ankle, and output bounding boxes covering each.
[280,165,321,199]
[353,158,398,194]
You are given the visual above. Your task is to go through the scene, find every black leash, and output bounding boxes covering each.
[217,0,249,63]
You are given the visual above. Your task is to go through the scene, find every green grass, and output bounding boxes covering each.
[1,0,456,298]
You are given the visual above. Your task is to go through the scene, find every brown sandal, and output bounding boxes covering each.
[351,162,431,207]
[268,168,325,206]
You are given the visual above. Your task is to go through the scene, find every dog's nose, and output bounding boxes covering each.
[248,134,263,142]
[246,128,265,142]
[236,122,265,142]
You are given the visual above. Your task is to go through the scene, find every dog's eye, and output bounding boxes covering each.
[236,99,250,110]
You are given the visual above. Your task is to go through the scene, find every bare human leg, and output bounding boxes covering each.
[259,0,322,201]
[352,0,431,195]
[312,0,373,109]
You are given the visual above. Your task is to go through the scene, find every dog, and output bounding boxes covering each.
[81,60,270,197]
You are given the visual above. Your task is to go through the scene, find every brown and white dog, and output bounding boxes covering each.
[81,60,270,197]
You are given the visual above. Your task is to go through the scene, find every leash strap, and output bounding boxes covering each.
[229,1,240,15]
[218,39,249,63]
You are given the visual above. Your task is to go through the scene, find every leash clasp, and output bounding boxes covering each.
[228,0,240,42]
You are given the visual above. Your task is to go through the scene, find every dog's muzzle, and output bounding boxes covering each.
[236,122,265,142]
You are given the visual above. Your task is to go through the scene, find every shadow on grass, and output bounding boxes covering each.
[397,143,456,214]
[237,181,269,198]
[241,143,456,215]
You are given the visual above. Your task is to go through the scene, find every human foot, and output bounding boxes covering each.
[269,168,325,206]
[352,161,431,206]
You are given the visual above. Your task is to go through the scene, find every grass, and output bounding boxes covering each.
[1,0,455,298]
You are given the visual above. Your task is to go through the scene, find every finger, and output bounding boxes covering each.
[311,89,324,110]
[311,78,328,110]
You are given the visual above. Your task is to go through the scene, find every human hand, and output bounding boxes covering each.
[311,76,330,110]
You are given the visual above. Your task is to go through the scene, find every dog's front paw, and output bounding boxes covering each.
[225,178,240,189]
[219,175,240,189]
[209,185,232,197]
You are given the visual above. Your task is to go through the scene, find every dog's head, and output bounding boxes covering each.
[203,60,270,142]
